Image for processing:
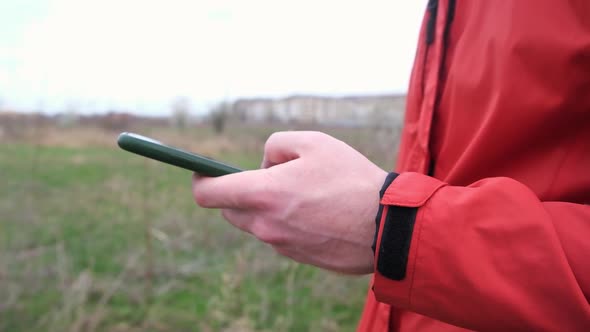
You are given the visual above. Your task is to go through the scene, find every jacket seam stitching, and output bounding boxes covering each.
[408,200,428,307]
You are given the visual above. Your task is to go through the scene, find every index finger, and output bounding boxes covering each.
[192,170,269,209]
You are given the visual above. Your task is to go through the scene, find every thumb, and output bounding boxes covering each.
[261,131,321,168]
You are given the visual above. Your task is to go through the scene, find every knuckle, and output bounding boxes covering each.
[264,132,285,156]
[250,220,286,245]
[307,130,327,140]
[251,194,271,210]
[301,131,329,148]
[265,132,283,149]
[222,209,250,232]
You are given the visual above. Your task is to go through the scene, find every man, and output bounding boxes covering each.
[193,1,590,330]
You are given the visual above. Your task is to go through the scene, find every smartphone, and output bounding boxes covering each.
[117,132,243,177]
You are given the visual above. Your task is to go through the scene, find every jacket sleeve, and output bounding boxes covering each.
[372,172,590,331]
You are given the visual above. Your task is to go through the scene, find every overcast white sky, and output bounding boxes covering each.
[0,0,426,115]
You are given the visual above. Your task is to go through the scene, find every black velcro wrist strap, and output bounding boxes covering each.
[371,172,399,254]
[377,205,417,280]
[372,172,419,281]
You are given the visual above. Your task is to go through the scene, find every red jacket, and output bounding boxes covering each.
[358,1,590,331]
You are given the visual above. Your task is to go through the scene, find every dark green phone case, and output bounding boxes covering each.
[117,132,243,177]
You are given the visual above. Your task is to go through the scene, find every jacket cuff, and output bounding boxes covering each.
[372,172,446,305]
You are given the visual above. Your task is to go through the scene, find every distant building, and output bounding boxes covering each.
[232,94,405,127]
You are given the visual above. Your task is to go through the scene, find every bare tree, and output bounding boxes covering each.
[171,97,191,130]
[209,101,230,134]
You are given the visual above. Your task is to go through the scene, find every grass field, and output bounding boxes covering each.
[0,123,399,331]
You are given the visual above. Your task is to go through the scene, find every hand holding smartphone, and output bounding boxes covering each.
[117,132,243,177]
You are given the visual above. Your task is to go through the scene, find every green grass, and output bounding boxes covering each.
[0,124,398,332]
